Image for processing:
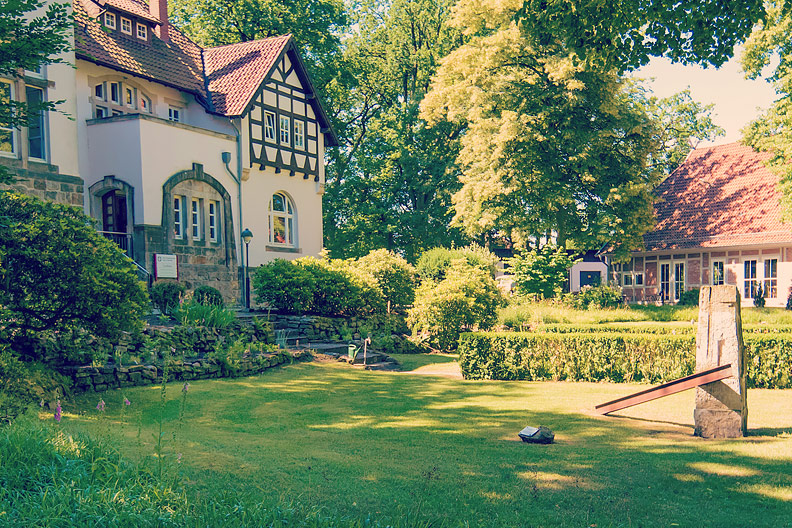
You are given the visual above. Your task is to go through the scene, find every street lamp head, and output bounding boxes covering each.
[241,228,253,245]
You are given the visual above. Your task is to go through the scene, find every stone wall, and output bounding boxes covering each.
[0,159,84,206]
[267,313,407,342]
[59,350,310,394]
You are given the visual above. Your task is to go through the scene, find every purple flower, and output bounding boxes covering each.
[182,383,190,393]
[123,397,131,406]
[96,399,105,412]
[54,401,62,423]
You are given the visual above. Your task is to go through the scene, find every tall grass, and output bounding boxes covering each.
[499,299,792,328]
[0,416,436,527]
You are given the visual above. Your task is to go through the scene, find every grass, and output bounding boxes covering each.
[52,360,792,528]
[499,299,792,328]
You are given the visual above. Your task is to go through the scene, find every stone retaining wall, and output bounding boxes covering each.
[268,313,407,341]
[58,350,310,394]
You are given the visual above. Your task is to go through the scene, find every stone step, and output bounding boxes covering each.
[350,353,387,364]
[362,362,401,371]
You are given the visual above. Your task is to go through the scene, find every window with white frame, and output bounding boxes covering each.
[136,23,147,40]
[104,12,116,29]
[294,120,305,149]
[191,198,201,240]
[674,262,685,301]
[0,81,15,155]
[173,196,185,239]
[269,192,294,246]
[713,261,725,286]
[120,17,132,35]
[26,86,45,160]
[92,80,152,118]
[634,271,644,286]
[622,272,633,287]
[168,106,181,122]
[208,201,219,242]
[110,82,120,104]
[764,259,778,298]
[264,111,276,141]
[279,115,290,145]
[744,260,758,299]
[660,263,671,301]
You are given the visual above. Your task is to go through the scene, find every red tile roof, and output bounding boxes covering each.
[643,141,792,250]
[75,0,338,144]
[75,0,206,97]
[203,36,291,116]
[99,0,161,24]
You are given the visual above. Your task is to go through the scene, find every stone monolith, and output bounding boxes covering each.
[694,285,747,438]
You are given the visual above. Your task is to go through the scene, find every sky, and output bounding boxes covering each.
[633,48,779,146]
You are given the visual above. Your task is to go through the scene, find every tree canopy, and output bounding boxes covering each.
[741,0,792,220]
[515,0,765,72]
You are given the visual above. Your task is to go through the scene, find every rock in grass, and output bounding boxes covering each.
[518,425,554,444]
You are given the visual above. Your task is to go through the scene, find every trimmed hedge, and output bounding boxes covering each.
[458,332,792,388]
[526,323,792,335]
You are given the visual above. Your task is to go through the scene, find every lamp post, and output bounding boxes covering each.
[241,228,253,310]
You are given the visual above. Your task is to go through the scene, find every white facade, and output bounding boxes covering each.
[1,0,335,304]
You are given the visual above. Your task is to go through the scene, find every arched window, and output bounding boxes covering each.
[269,192,294,246]
[92,80,153,119]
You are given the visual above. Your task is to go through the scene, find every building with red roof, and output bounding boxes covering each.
[615,141,792,307]
[1,0,337,305]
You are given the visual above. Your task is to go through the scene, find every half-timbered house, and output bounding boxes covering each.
[0,0,338,304]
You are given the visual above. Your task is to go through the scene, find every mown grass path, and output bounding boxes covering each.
[61,359,792,527]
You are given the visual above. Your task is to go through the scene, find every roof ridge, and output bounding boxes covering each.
[204,34,292,52]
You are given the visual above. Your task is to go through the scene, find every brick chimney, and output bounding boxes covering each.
[150,0,169,42]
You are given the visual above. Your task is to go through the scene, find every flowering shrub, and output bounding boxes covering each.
[408,261,505,351]
[149,282,185,314]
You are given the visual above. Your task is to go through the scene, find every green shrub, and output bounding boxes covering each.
[754,285,766,308]
[252,258,385,317]
[408,261,504,351]
[0,349,71,424]
[507,245,578,299]
[571,284,624,309]
[252,259,315,314]
[677,288,700,307]
[150,281,186,314]
[458,331,792,388]
[173,300,236,329]
[354,249,418,308]
[0,192,149,345]
[193,285,225,307]
[416,245,498,282]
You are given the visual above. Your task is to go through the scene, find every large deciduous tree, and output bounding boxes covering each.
[741,0,792,220]
[421,0,663,254]
[515,0,765,72]
[323,0,468,260]
[169,0,348,90]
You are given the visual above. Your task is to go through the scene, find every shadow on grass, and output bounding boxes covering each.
[66,363,792,527]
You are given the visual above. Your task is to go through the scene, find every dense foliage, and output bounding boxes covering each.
[192,285,224,307]
[0,193,149,345]
[458,331,792,388]
[569,285,624,309]
[252,257,385,317]
[507,246,578,299]
[408,261,504,351]
[353,249,418,309]
[149,282,186,314]
[677,288,700,307]
[415,245,498,282]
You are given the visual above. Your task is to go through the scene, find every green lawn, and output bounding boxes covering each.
[58,360,792,527]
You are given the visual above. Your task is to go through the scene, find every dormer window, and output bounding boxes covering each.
[136,23,147,40]
[104,12,116,30]
[120,17,132,35]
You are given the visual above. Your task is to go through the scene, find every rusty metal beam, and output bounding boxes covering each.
[595,364,733,415]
